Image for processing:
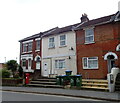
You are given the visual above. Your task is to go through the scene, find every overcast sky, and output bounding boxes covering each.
[0,0,119,63]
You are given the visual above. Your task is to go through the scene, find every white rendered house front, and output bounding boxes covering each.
[42,30,77,77]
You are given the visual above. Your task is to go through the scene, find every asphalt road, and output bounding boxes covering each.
[1,91,113,103]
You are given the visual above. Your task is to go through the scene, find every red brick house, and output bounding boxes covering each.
[19,33,42,79]
[19,28,58,78]
[75,11,120,79]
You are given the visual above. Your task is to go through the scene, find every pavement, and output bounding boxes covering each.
[1,86,120,102]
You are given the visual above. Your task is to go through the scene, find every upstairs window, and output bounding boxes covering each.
[83,57,98,69]
[55,59,65,69]
[60,35,66,47]
[23,44,27,52]
[85,28,94,44]
[36,40,40,50]
[28,42,32,52]
[49,37,55,48]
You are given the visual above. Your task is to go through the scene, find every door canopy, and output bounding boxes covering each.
[104,52,118,60]
[34,55,41,62]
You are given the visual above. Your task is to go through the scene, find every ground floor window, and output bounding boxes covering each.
[82,57,98,69]
[55,59,65,69]
[22,59,26,67]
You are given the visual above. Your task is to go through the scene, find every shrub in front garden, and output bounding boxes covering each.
[0,69,11,78]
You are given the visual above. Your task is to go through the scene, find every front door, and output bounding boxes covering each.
[43,63,49,77]
[36,56,40,70]
[107,55,115,73]
[36,62,40,69]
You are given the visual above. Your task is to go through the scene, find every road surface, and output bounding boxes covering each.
[1,91,112,102]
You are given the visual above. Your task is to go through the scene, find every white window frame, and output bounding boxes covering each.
[36,40,40,51]
[28,42,32,52]
[55,59,65,69]
[82,57,98,69]
[59,34,66,47]
[22,59,26,67]
[23,44,27,53]
[85,27,94,44]
[49,37,55,48]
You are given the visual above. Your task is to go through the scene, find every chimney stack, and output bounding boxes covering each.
[80,13,89,23]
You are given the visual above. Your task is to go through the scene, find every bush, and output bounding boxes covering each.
[0,69,11,78]
[18,65,23,77]
[6,60,18,77]
[14,72,20,78]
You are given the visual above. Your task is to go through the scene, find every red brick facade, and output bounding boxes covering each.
[19,36,42,78]
[76,22,120,79]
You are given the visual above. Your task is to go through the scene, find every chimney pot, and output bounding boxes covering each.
[80,13,89,23]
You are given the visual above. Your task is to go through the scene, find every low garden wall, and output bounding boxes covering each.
[2,78,23,86]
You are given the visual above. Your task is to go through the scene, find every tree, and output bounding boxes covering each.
[6,60,18,77]
[18,65,23,77]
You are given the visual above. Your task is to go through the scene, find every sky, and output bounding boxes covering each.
[0,0,120,63]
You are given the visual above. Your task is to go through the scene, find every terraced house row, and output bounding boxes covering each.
[19,11,120,79]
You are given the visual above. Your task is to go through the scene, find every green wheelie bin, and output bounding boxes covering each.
[75,75,82,87]
[65,70,72,76]
[56,75,63,85]
[70,75,76,87]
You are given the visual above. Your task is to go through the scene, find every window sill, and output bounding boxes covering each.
[55,68,65,69]
[84,42,95,45]
[83,68,98,69]
[48,47,55,49]
[27,51,32,53]
[22,51,32,54]
[59,45,67,48]
[35,50,40,52]
[22,52,27,54]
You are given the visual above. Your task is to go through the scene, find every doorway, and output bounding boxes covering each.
[36,57,40,70]
[43,63,49,77]
[104,52,118,73]
[107,55,115,73]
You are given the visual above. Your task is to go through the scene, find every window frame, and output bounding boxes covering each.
[23,43,27,53]
[55,59,65,69]
[22,59,26,67]
[36,40,40,51]
[59,34,67,47]
[85,27,94,44]
[82,57,98,69]
[28,42,33,52]
[48,37,55,49]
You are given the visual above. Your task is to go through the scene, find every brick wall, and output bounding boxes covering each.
[76,22,120,79]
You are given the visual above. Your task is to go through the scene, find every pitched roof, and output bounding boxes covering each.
[74,14,116,30]
[42,23,79,37]
[19,27,59,42]
[19,11,119,41]
[19,33,42,42]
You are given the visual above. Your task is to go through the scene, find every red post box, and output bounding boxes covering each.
[25,73,30,84]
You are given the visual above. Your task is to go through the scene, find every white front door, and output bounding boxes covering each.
[43,63,49,77]
[36,62,40,69]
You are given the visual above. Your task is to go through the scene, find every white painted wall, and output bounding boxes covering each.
[42,31,77,76]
